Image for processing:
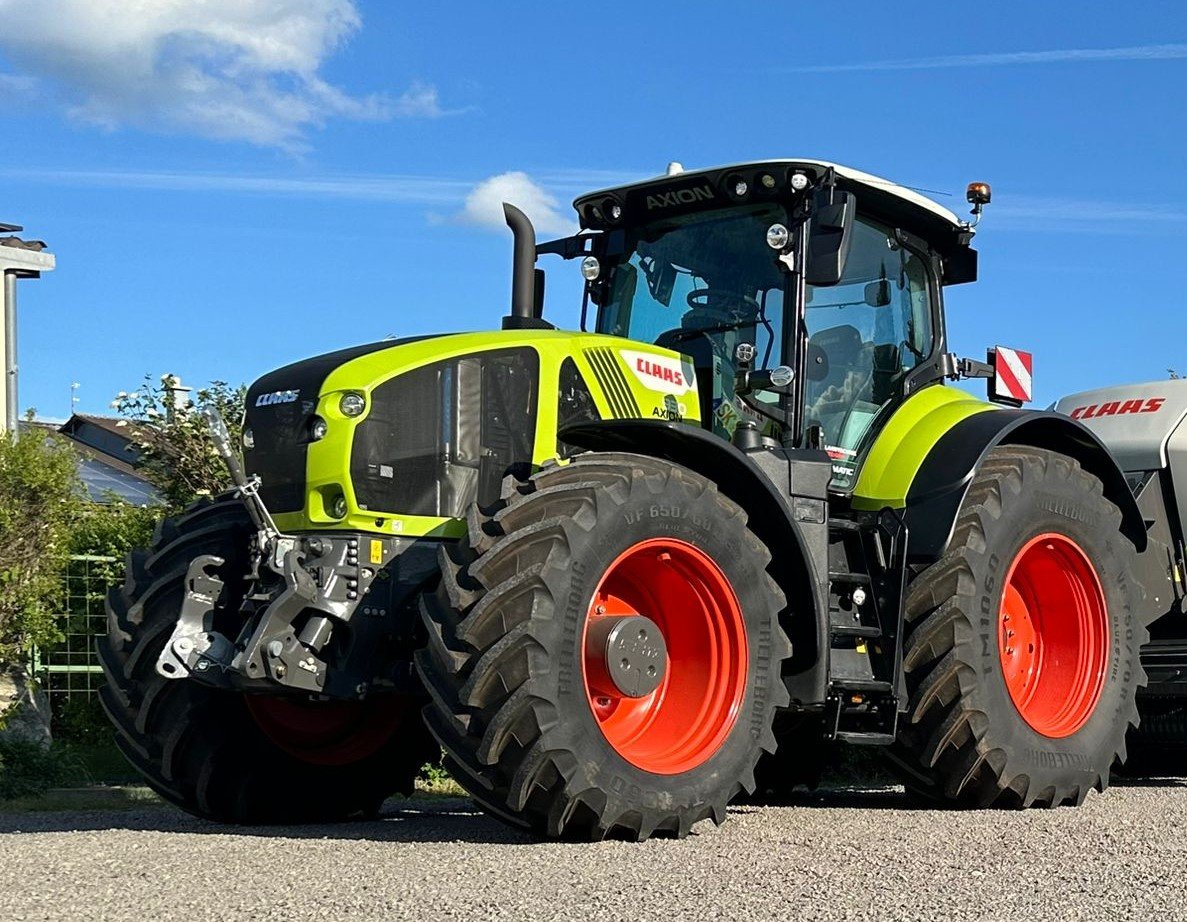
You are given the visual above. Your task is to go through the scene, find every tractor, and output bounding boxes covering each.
[100,160,1170,840]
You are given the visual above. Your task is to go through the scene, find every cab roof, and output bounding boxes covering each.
[579,159,963,227]
[572,159,977,284]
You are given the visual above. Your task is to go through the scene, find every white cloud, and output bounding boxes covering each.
[0,0,447,148]
[0,166,584,233]
[390,81,449,119]
[450,172,574,236]
[991,196,1187,234]
[0,167,472,204]
[0,73,37,94]
[786,42,1187,74]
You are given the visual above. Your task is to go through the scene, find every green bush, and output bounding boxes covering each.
[70,500,159,561]
[49,501,161,744]
[0,739,82,800]
[0,427,82,666]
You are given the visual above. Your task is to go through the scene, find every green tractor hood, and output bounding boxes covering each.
[243,330,702,538]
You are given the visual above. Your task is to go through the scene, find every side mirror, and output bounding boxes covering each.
[864,279,891,307]
[805,189,856,286]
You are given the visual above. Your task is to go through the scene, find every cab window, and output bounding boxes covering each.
[803,215,934,487]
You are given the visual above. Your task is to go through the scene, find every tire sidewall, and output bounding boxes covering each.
[530,469,783,812]
[957,458,1140,782]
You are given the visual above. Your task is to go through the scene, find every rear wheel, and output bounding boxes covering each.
[99,496,438,824]
[1123,698,1187,774]
[416,453,792,840]
[889,446,1145,806]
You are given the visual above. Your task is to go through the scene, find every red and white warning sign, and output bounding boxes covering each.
[992,346,1033,403]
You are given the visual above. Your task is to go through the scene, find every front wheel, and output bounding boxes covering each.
[889,446,1146,806]
[99,496,439,824]
[416,453,792,840]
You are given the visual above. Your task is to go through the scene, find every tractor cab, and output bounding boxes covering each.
[553,160,980,488]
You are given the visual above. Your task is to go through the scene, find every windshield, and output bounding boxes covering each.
[597,203,787,363]
[596,203,789,438]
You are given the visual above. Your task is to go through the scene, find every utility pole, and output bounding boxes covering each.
[0,223,56,432]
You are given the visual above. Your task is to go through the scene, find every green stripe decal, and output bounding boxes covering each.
[851,385,997,511]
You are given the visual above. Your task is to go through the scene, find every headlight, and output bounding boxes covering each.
[242,427,254,450]
[310,416,328,441]
[331,494,348,519]
[340,392,366,417]
[766,223,790,250]
[580,256,601,281]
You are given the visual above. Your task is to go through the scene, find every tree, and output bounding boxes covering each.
[112,375,246,510]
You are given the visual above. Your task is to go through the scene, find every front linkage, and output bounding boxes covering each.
[154,408,430,700]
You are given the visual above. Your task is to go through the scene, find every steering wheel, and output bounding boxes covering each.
[685,289,760,320]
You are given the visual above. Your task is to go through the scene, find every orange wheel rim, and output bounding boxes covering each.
[581,538,748,775]
[998,533,1109,739]
[245,695,410,767]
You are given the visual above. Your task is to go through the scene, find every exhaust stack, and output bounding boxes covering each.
[502,203,550,330]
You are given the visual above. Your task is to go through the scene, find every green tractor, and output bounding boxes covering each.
[100,160,1167,840]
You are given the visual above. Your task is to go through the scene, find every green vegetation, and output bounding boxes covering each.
[0,784,161,814]
[112,375,246,510]
[0,426,82,664]
[0,378,253,804]
[0,739,81,800]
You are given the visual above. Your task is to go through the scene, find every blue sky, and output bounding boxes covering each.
[1,1,1186,419]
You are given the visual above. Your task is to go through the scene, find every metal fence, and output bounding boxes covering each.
[30,554,121,718]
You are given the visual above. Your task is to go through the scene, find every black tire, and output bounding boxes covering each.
[415,453,792,840]
[99,496,438,824]
[888,445,1146,807]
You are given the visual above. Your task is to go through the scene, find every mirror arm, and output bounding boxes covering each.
[536,234,592,259]
[941,353,994,381]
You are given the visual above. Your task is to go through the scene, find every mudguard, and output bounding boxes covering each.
[560,419,833,705]
[901,409,1147,563]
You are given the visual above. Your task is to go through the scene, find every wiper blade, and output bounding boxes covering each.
[665,320,757,341]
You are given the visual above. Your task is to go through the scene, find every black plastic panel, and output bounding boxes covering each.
[244,336,437,513]
[351,348,539,517]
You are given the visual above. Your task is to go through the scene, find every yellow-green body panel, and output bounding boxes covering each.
[850,384,997,511]
[273,331,700,537]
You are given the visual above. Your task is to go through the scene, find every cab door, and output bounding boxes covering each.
[801,215,937,488]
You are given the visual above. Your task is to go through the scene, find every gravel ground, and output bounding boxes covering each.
[2,780,1186,922]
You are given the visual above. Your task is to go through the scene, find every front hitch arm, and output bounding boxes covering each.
[155,555,236,687]
[231,549,335,693]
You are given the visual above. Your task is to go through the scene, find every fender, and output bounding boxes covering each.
[903,409,1147,563]
[560,419,831,706]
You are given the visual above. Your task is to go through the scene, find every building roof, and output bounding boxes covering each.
[75,454,160,505]
[28,414,161,506]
